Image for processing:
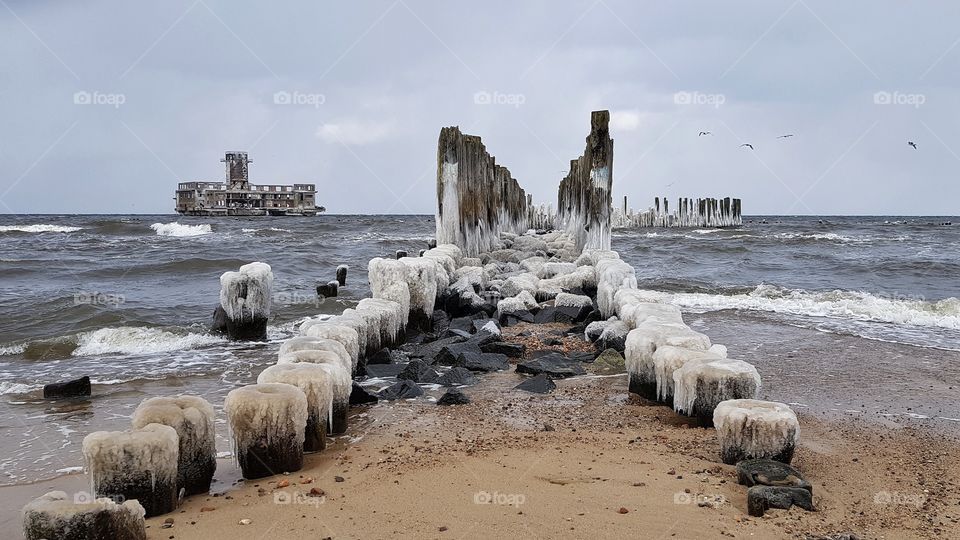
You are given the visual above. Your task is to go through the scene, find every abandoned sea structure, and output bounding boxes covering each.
[174,152,321,216]
[23,110,805,539]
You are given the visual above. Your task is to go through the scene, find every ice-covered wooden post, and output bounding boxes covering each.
[131,395,216,496]
[556,111,614,251]
[224,383,307,479]
[218,262,273,341]
[23,491,147,540]
[257,364,333,451]
[82,423,179,518]
[714,399,800,464]
[336,264,348,286]
[673,358,761,426]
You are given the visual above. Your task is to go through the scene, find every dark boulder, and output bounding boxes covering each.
[541,337,563,346]
[397,360,440,384]
[499,310,535,327]
[366,348,394,365]
[472,318,501,335]
[364,364,406,378]
[567,351,598,363]
[430,309,450,334]
[480,341,525,358]
[43,376,91,399]
[590,349,625,374]
[211,305,229,334]
[448,316,478,335]
[437,389,471,406]
[737,459,812,493]
[514,373,556,394]
[377,380,424,400]
[435,342,483,366]
[456,352,510,372]
[438,367,478,387]
[747,486,815,517]
[403,335,467,362]
[516,354,586,378]
[349,382,379,405]
[316,281,338,298]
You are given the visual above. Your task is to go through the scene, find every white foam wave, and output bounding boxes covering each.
[692,229,721,234]
[150,222,212,237]
[648,285,960,330]
[774,232,866,243]
[72,327,225,356]
[0,381,40,395]
[0,343,26,355]
[242,227,291,233]
[0,224,82,233]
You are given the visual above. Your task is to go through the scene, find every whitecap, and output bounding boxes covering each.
[150,222,212,237]
[72,327,225,356]
[0,224,82,233]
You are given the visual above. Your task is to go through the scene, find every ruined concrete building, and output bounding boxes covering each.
[175,152,320,216]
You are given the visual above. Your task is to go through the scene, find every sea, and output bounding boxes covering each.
[0,214,958,487]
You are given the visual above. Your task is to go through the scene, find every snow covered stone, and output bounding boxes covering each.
[619,301,684,329]
[224,383,307,479]
[542,262,577,279]
[82,423,179,518]
[496,290,538,317]
[218,262,273,341]
[597,320,630,352]
[555,292,593,310]
[131,395,216,496]
[574,249,619,267]
[714,399,800,465]
[257,365,333,451]
[300,320,360,371]
[500,273,539,298]
[673,358,761,426]
[23,490,146,540]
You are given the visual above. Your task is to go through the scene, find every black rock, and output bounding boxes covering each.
[364,364,406,378]
[464,331,500,348]
[442,328,473,340]
[211,305,229,334]
[430,309,450,334]
[567,351,598,363]
[514,373,556,394]
[541,337,563,346]
[435,342,483,366]
[437,389,471,406]
[448,316,477,334]
[583,309,603,324]
[404,335,468,361]
[568,324,586,336]
[472,318,501,335]
[516,354,586,378]
[499,310,534,326]
[737,459,812,493]
[349,382,378,405]
[480,341,525,358]
[557,304,592,323]
[397,360,440,384]
[747,485,816,517]
[43,376,91,399]
[533,307,559,324]
[438,367,478,387]
[367,348,393,365]
[456,352,510,372]
[377,380,424,400]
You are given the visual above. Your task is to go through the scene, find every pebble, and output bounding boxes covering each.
[239,519,251,525]
[618,507,629,514]
[200,507,215,512]
[334,476,345,482]
[276,479,290,488]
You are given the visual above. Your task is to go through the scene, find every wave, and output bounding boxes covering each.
[150,222,212,237]
[0,224,82,233]
[0,381,41,395]
[648,284,960,330]
[242,227,291,234]
[72,326,225,356]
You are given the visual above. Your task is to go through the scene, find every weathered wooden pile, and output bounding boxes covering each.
[556,110,614,251]
[614,196,743,228]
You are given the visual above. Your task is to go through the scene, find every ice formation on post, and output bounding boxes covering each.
[368,257,412,328]
[596,258,638,318]
[556,111,613,251]
[280,335,353,373]
[336,264,348,286]
[357,298,405,350]
[224,383,307,479]
[651,346,724,405]
[81,423,179,518]
[22,490,147,540]
[435,127,532,256]
[257,365,333,452]
[624,322,712,400]
[310,362,352,435]
[614,196,742,228]
[131,395,216,496]
[399,257,438,329]
[218,261,273,340]
[713,399,800,465]
[299,320,360,371]
[673,358,761,426]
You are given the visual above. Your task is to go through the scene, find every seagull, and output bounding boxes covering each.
[740,143,754,150]
[776,134,794,139]
[908,141,918,150]
[698,131,712,136]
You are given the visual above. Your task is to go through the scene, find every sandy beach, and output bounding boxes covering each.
[6,321,958,540]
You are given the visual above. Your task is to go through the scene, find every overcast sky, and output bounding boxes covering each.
[1,0,959,215]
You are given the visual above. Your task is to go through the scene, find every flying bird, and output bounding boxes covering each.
[908,141,918,150]
[698,131,712,136]
[739,143,754,150]
[776,134,794,139]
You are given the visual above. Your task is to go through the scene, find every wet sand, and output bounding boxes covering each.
[3,318,960,539]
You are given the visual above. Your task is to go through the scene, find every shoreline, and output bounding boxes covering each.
[6,373,957,539]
